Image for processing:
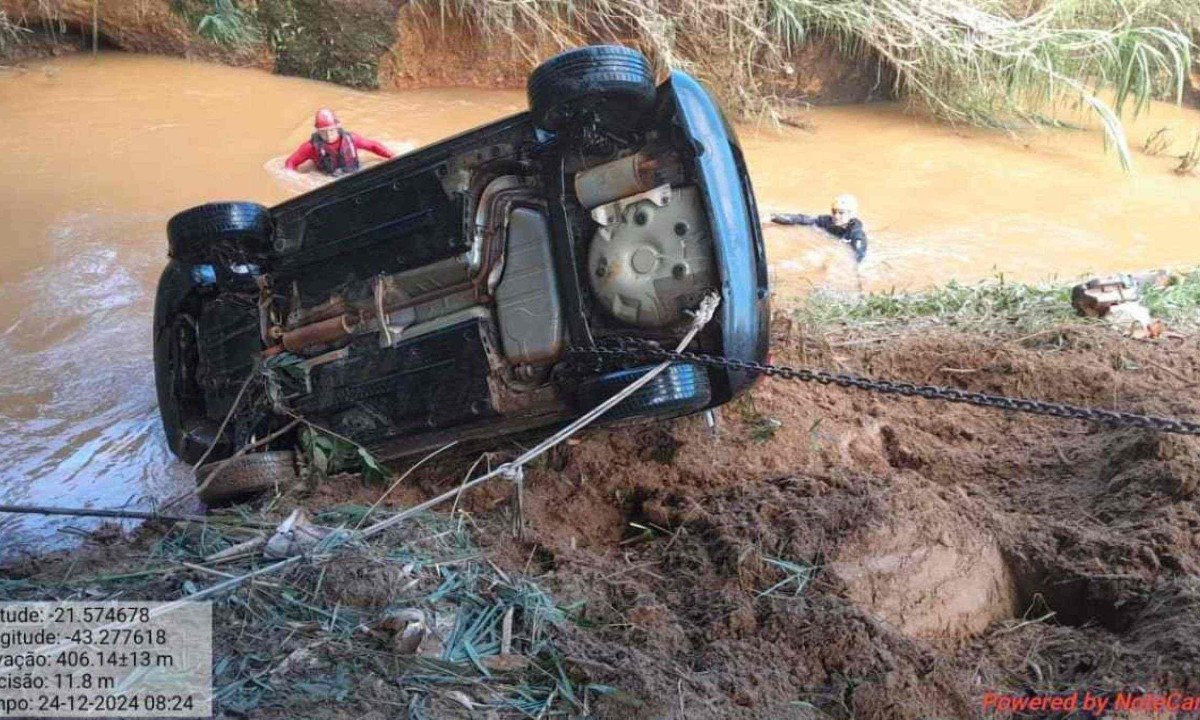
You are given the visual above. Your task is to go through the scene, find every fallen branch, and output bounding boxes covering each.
[0,503,275,529]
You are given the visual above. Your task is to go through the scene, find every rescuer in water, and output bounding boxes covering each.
[771,194,869,263]
[285,108,395,176]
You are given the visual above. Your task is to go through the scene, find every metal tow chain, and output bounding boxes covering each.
[572,339,1200,436]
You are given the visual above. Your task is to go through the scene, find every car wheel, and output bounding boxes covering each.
[154,309,224,464]
[527,45,657,133]
[167,202,272,263]
[153,260,233,464]
[576,362,712,421]
[196,451,298,506]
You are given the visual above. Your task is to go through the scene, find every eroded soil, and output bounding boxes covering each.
[9,316,1200,719]
[456,317,1200,718]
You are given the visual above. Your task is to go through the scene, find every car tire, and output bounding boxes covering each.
[577,362,712,421]
[527,45,657,132]
[153,262,229,464]
[196,451,298,506]
[167,202,272,263]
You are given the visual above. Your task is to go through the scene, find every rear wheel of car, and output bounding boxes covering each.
[196,451,299,506]
[167,202,272,263]
[527,45,657,133]
[577,362,712,421]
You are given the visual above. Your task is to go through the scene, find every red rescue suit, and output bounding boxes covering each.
[285,130,395,175]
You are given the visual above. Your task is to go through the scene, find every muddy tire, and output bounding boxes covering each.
[196,451,298,506]
[577,362,711,421]
[528,45,656,132]
[167,202,272,263]
[154,310,217,465]
[153,261,228,464]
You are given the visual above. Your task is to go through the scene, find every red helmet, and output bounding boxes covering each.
[314,108,340,129]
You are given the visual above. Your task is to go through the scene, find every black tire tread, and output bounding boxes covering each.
[196,451,297,505]
[527,45,656,132]
[579,363,711,421]
[167,202,271,263]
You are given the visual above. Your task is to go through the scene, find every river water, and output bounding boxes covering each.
[1,53,1198,552]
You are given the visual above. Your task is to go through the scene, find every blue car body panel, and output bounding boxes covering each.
[666,71,771,394]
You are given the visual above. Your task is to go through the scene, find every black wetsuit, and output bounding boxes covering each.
[772,213,868,263]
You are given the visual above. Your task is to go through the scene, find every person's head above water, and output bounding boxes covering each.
[830,194,859,227]
[314,108,341,144]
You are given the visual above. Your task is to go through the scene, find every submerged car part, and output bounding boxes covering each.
[587,185,716,328]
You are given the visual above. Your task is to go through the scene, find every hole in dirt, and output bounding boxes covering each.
[1008,559,1146,633]
[619,489,667,543]
[530,544,556,572]
[880,425,923,470]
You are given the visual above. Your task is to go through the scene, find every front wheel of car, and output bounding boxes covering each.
[153,262,228,464]
[154,310,223,465]
[576,362,712,421]
[167,201,272,263]
[527,45,657,133]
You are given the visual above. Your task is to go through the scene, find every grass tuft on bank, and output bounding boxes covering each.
[791,269,1200,332]
[194,0,260,45]
[0,9,29,54]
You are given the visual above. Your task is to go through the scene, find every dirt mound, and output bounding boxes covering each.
[429,319,1200,718]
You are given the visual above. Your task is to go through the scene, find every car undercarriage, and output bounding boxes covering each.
[154,46,769,501]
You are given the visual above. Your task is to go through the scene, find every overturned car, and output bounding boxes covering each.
[154,46,769,501]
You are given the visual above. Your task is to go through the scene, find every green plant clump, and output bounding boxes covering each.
[199,0,260,45]
[792,270,1200,331]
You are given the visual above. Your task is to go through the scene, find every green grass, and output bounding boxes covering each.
[757,556,818,598]
[791,269,1200,331]
[195,0,260,45]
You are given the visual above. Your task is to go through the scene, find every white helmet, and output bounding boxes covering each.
[831,193,859,217]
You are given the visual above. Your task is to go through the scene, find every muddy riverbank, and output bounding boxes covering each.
[7,302,1200,718]
[0,0,888,104]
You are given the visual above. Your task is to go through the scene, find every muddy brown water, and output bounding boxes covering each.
[1,52,1199,552]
